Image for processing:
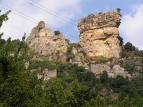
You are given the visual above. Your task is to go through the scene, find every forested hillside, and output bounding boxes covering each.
[1,11,143,107]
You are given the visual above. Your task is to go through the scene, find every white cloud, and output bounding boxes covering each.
[0,0,82,40]
[120,4,143,50]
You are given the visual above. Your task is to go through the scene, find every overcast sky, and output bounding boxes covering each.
[0,0,143,49]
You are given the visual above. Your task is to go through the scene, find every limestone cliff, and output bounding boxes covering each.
[27,21,69,63]
[26,10,143,80]
[27,10,122,63]
[78,9,122,59]
[67,43,88,67]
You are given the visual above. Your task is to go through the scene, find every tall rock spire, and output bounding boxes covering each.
[78,10,122,59]
[26,21,69,63]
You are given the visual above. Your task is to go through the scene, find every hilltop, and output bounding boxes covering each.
[26,9,143,81]
[1,9,143,107]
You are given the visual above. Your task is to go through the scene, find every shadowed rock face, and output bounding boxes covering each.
[26,21,69,63]
[78,10,122,59]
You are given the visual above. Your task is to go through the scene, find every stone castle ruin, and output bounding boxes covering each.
[27,9,122,63]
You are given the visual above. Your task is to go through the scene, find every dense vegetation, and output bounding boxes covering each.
[1,11,143,107]
[122,42,143,58]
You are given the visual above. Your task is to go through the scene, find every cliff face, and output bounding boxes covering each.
[27,21,69,63]
[26,10,143,80]
[78,10,122,59]
[27,10,122,63]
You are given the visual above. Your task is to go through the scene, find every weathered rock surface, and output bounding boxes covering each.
[90,57,143,79]
[90,63,131,79]
[26,10,138,80]
[27,21,69,63]
[78,9,122,59]
[31,67,57,82]
[37,69,57,81]
[68,44,88,67]
[27,10,122,63]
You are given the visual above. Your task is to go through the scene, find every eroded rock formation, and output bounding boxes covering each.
[27,21,69,63]
[68,43,88,67]
[90,63,131,79]
[27,10,122,63]
[78,9,122,59]
[26,10,127,80]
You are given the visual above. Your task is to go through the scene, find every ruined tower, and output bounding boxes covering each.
[78,9,122,59]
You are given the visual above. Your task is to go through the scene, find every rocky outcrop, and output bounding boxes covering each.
[27,10,122,63]
[26,10,132,80]
[37,69,57,81]
[31,67,57,82]
[67,43,88,67]
[78,9,122,60]
[90,63,131,79]
[90,57,143,79]
[27,21,69,63]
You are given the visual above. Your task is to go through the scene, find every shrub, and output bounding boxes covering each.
[66,46,74,62]
[124,42,136,51]
[123,63,135,74]
[94,56,109,64]
[29,60,57,71]
[54,30,61,35]
[118,36,123,46]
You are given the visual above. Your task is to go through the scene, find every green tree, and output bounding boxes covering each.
[124,42,136,51]
[0,11,44,107]
[44,75,90,107]
[54,30,61,35]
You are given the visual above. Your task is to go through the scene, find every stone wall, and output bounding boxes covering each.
[78,9,122,60]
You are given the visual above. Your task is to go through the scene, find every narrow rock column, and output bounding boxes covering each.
[78,10,122,60]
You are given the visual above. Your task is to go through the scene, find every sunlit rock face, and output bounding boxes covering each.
[26,21,69,63]
[78,10,122,60]
[90,63,131,79]
[27,9,122,64]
